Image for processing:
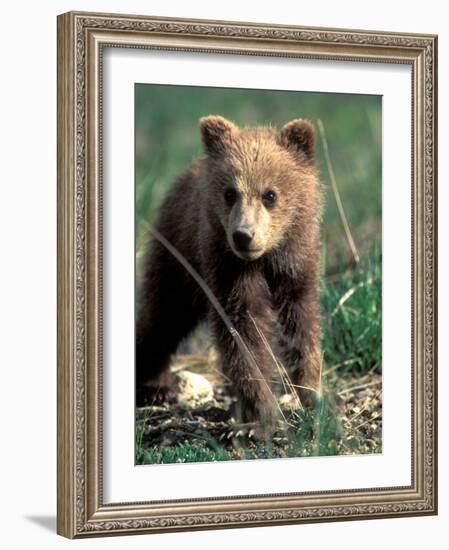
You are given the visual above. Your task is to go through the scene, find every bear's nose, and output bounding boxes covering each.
[232,228,253,251]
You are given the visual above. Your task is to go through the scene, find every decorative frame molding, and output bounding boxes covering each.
[57,11,438,538]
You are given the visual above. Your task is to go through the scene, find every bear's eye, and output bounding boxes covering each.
[262,189,277,207]
[224,188,237,206]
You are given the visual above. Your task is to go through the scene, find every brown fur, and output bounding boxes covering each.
[136,116,322,427]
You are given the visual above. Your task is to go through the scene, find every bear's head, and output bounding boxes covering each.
[200,115,320,261]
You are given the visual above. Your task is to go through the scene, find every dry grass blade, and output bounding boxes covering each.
[280,382,323,395]
[338,379,382,396]
[248,314,323,401]
[247,313,304,411]
[317,119,360,265]
[323,358,358,375]
[332,277,373,316]
[352,413,380,432]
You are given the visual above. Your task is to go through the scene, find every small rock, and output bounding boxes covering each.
[176,370,215,409]
[279,393,302,411]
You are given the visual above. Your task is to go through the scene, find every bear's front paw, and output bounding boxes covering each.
[219,423,259,442]
[230,401,278,436]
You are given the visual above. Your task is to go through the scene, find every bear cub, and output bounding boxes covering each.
[136,115,322,427]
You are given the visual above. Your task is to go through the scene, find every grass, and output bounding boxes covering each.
[134,84,382,464]
[321,245,381,376]
[137,406,342,465]
[135,250,381,465]
[137,441,234,465]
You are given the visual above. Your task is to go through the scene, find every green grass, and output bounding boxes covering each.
[137,440,234,465]
[135,251,381,465]
[321,246,382,376]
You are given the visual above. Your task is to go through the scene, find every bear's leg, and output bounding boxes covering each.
[208,268,278,427]
[136,245,206,406]
[273,278,322,408]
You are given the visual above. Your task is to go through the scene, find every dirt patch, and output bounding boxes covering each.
[136,354,382,462]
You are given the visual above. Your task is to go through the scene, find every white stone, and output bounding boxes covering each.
[176,370,215,408]
[279,393,302,411]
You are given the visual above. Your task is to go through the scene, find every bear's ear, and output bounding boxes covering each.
[278,119,315,160]
[199,115,238,156]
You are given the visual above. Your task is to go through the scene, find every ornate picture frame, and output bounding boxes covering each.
[57,11,437,538]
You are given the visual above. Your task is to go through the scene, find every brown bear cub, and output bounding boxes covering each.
[136,115,322,428]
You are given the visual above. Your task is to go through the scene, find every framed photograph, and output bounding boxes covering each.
[57,11,438,538]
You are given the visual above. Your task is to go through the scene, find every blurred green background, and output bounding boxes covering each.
[135,84,382,278]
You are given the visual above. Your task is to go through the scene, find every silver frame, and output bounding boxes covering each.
[57,11,438,538]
